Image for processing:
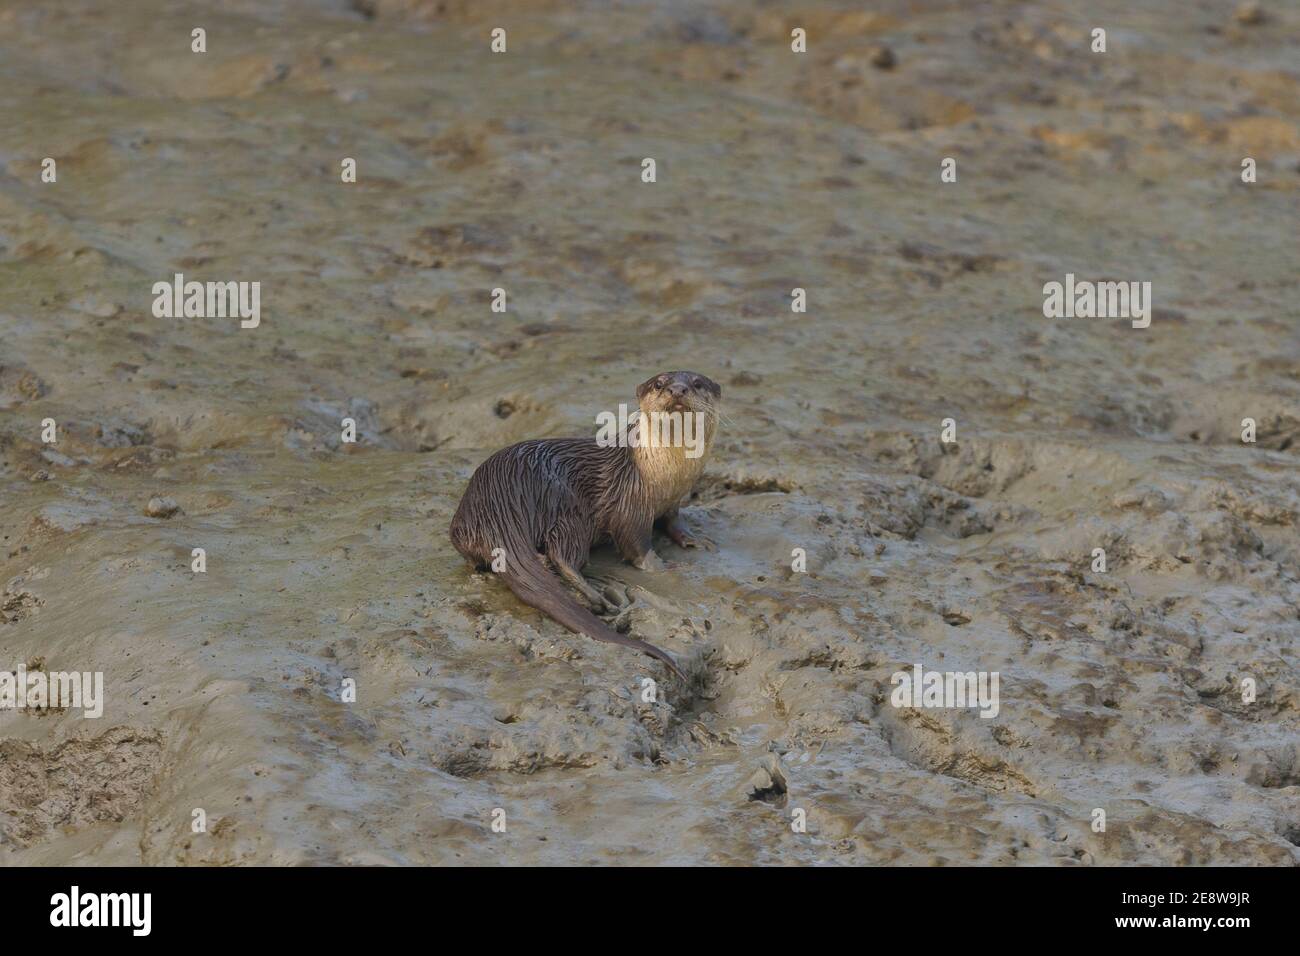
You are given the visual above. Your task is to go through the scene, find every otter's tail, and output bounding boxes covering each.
[500,550,686,682]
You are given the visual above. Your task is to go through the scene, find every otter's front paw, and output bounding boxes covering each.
[633,549,667,571]
[667,521,717,551]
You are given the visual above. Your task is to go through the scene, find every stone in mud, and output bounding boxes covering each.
[144,496,181,519]
[868,45,897,69]
[747,753,789,803]
[1234,3,1265,25]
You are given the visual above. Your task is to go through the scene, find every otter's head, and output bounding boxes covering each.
[635,370,722,417]
[632,370,722,475]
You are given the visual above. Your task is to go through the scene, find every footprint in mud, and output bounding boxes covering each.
[0,364,48,408]
[691,473,795,503]
[1,588,44,624]
[881,709,1038,797]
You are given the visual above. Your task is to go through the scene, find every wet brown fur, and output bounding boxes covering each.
[450,371,722,679]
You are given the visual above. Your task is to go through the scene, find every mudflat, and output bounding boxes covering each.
[1,0,1296,864]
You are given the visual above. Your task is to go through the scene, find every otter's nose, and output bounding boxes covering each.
[668,383,688,398]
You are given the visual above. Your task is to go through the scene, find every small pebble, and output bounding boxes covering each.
[145,496,181,518]
[1234,2,1265,25]
[868,45,896,69]
[746,754,789,803]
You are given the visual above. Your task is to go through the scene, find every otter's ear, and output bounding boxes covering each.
[708,377,722,398]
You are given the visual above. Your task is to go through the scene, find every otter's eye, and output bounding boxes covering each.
[692,378,703,388]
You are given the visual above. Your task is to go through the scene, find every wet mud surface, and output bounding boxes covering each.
[1,0,1297,863]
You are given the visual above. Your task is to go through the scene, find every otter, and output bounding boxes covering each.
[450,371,722,680]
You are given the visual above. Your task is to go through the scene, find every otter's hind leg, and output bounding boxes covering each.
[553,558,637,617]
[552,558,612,611]
[544,516,611,612]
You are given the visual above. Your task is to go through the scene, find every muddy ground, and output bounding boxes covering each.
[1,0,1297,864]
